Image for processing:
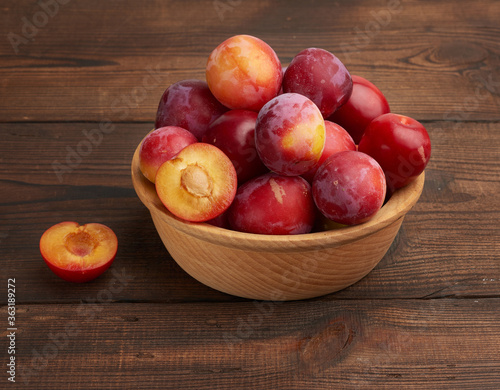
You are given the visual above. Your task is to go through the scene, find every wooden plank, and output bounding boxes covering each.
[1,1,498,389]
[1,0,499,122]
[3,299,499,389]
[1,121,499,303]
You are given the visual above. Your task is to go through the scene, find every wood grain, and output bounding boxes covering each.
[1,0,500,387]
[3,300,499,389]
[1,0,499,122]
[0,121,498,303]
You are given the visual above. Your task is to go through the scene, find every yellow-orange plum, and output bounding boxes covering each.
[40,222,118,283]
[206,35,283,111]
[155,143,237,222]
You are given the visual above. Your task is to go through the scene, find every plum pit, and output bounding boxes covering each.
[181,164,214,198]
[64,229,98,257]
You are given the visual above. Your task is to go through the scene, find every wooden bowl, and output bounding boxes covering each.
[131,143,425,301]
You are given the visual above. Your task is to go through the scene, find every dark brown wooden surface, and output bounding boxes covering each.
[1,0,499,388]
[2,300,500,389]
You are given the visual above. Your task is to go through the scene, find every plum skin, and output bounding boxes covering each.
[301,120,356,183]
[312,151,386,225]
[358,113,431,193]
[139,126,198,183]
[155,79,228,140]
[228,172,316,235]
[255,93,326,176]
[202,109,268,184]
[206,34,283,112]
[328,75,391,144]
[283,47,353,118]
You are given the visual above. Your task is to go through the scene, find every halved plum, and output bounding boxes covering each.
[155,143,237,222]
[40,221,118,283]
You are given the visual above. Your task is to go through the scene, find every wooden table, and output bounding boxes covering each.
[2,0,499,388]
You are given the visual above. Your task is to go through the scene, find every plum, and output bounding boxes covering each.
[155,143,237,222]
[301,120,356,183]
[328,75,390,144]
[139,126,197,183]
[155,79,228,140]
[283,48,352,118]
[40,222,118,283]
[255,93,325,176]
[358,113,431,193]
[312,151,386,225]
[228,173,316,235]
[202,109,268,184]
[206,35,283,111]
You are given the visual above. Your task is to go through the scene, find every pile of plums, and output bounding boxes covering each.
[138,34,431,235]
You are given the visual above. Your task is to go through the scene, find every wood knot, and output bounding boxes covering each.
[297,319,355,377]
[433,40,487,66]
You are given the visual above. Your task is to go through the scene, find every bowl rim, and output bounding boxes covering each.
[131,142,425,252]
